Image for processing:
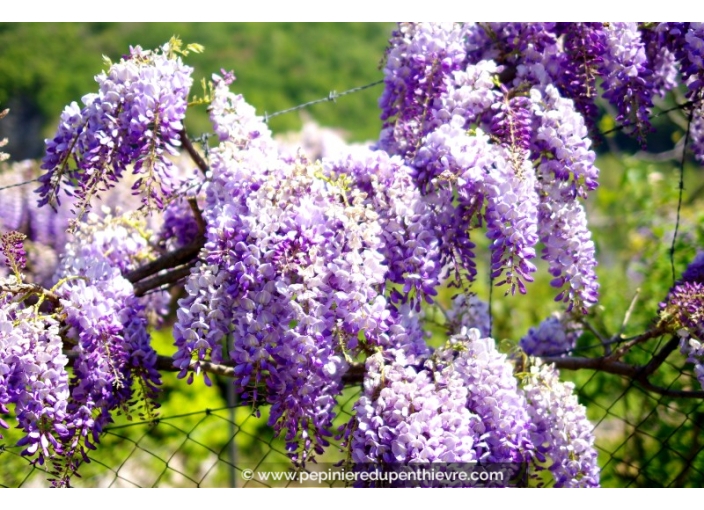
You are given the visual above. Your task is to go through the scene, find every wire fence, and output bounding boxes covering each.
[0,387,364,488]
[576,342,704,488]
[1,350,703,489]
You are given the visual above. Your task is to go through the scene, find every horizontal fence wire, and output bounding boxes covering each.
[0,79,385,193]
[0,80,694,193]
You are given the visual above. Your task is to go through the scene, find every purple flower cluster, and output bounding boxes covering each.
[351,330,533,463]
[652,23,704,160]
[175,82,396,462]
[520,360,600,487]
[412,121,482,285]
[381,24,603,307]
[463,23,560,85]
[414,123,539,296]
[378,22,466,158]
[490,90,532,158]
[663,23,704,94]
[324,148,442,311]
[519,312,582,357]
[531,86,599,198]
[640,25,679,99]
[38,42,194,220]
[456,22,699,147]
[531,86,600,311]
[208,74,275,152]
[31,217,163,485]
[662,288,704,367]
[661,254,704,334]
[0,290,69,465]
[432,60,498,131]
[555,23,605,130]
[601,22,653,145]
[659,254,704,391]
[172,78,276,382]
[442,329,534,464]
[350,348,484,467]
[1,213,165,483]
[482,145,539,296]
[488,93,540,294]
[1,231,27,276]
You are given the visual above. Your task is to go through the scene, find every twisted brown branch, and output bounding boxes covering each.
[0,281,61,306]
[542,355,638,378]
[125,238,204,285]
[542,335,704,399]
[124,197,205,287]
[179,129,208,175]
[636,379,704,399]
[606,323,668,362]
[640,336,680,378]
[132,263,195,297]
[125,147,207,287]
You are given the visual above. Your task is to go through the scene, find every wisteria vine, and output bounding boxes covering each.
[1,23,704,488]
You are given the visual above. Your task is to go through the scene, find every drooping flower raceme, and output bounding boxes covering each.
[463,23,562,88]
[0,207,163,486]
[531,86,600,312]
[349,347,485,467]
[348,328,536,486]
[554,23,605,130]
[38,42,194,220]
[380,24,602,308]
[324,148,442,311]
[175,80,395,462]
[600,22,653,144]
[0,289,69,465]
[440,329,534,464]
[519,312,582,357]
[520,360,600,487]
[47,216,162,485]
[413,122,539,296]
[640,24,679,100]
[379,22,466,159]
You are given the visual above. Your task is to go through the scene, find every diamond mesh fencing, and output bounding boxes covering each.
[1,354,703,488]
[0,386,362,488]
[573,339,704,488]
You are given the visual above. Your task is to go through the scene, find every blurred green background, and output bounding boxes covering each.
[0,22,703,488]
[0,22,393,158]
